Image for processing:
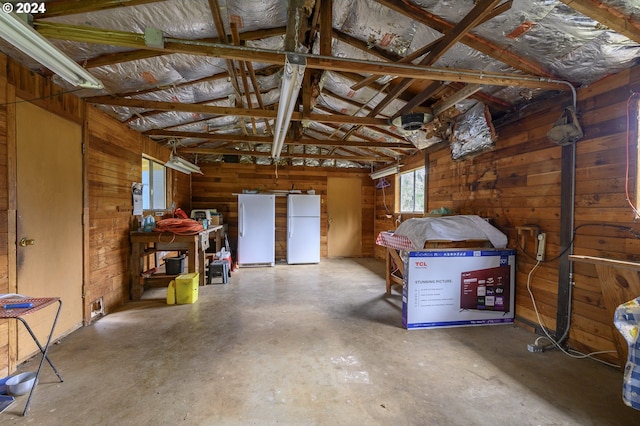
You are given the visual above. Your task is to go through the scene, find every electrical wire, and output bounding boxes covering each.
[625,92,640,216]
[522,223,640,263]
[526,260,620,369]
[382,182,391,215]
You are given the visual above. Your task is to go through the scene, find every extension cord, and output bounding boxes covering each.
[527,343,544,353]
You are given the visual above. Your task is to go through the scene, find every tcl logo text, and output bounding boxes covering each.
[414,261,428,267]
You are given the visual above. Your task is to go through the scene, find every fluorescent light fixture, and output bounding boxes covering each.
[0,10,103,89]
[271,53,306,159]
[370,164,401,180]
[165,154,203,175]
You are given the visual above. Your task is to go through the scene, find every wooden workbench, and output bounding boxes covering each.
[129,225,224,300]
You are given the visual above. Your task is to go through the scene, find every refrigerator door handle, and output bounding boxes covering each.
[239,203,245,237]
[288,217,293,238]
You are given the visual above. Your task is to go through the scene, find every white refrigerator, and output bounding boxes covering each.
[287,194,321,264]
[237,194,275,266]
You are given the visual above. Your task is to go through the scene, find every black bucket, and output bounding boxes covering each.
[165,255,185,275]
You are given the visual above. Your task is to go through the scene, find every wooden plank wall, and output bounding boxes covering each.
[0,56,86,376]
[567,68,640,362]
[373,67,640,365]
[0,54,9,377]
[86,108,189,315]
[373,151,427,260]
[0,54,185,375]
[191,163,373,261]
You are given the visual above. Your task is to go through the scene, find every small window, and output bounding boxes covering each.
[142,157,167,210]
[399,168,425,213]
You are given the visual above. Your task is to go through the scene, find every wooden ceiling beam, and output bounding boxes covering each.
[422,0,507,66]
[34,22,569,90]
[447,82,513,111]
[310,105,408,144]
[333,30,400,63]
[86,96,391,126]
[128,86,279,128]
[144,129,412,150]
[350,39,439,91]
[433,84,484,115]
[374,0,558,79]
[83,50,161,69]
[118,71,230,99]
[179,148,384,163]
[368,0,506,119]
[560,0,640,44]
[393,81,443,118]
[41,0,164,18]
[306,123,411,149]
[79,28,287,69]
[230,22,261,135]
[349,1,512,91]
[319,0,332,56]
[306,128,406,159]
[207,0,242,114]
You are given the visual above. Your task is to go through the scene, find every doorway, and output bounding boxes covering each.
[15,100,83,361]
[327,177,362,257]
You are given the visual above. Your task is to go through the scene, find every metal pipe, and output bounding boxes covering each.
[167,39,574,90]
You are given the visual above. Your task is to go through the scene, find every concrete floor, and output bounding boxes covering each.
[2,258,639,425]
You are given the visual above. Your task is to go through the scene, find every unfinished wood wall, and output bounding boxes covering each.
[86,109,190,316]
[0,55,8,377]
[86,118,190,316]
[0,56,86,375]
[191,163,374,260]
[373,67,640,365]
[0,55,186,375]
[373,151,427,260]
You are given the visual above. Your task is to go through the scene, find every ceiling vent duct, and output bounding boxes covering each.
[391,112,434,132]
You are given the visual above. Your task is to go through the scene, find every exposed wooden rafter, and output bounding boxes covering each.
[374,0,557,79]
[25,0,614,167]
[85,96,392,126]
[178,147,384,163]
[33,22,569,90]
[41,0,165,18]
[143,130,413,150]
[368,0,508,120]
[559,0,640,44]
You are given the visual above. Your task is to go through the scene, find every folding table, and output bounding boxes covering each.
[0,297,63,416]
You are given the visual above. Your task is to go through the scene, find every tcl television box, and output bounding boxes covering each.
[402,249,516,329]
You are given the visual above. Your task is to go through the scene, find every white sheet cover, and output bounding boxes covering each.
[393,215,507,249]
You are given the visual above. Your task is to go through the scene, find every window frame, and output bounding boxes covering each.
[141,156,168,211]
[398,167,426,214]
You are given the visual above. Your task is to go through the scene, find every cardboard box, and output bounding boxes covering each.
[402,249,515,329]
[209,214,223,225]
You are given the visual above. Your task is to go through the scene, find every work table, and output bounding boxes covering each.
[129,225,224,300]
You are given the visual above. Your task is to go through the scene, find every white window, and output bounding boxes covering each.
[142,157,166,210]
[399,168,425,213]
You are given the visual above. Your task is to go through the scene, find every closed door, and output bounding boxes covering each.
[16,100,83,360]
[327,177,362,257]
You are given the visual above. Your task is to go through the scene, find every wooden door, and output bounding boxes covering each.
[327,177,362,257]
[15,101,83,360]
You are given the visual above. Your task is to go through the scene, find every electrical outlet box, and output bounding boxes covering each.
[536,233,546,261]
